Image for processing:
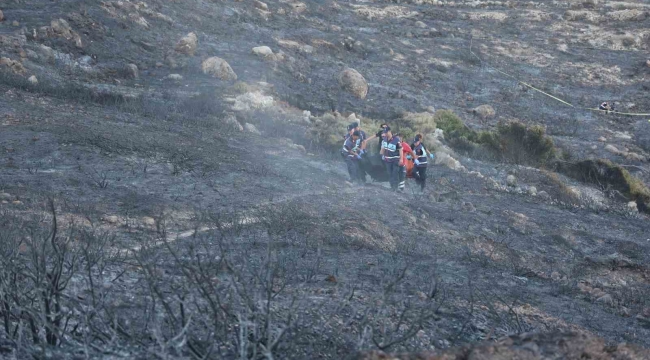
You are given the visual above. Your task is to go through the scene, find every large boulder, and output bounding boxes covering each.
[338,68,368,99]
[201,57,237,80]
[175,32,198,56]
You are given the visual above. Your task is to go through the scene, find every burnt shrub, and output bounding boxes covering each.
[557,159,650,212]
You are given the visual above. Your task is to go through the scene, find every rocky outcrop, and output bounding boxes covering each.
[49,19,83,47]
[338,68,368,99]
[0,57,26,75]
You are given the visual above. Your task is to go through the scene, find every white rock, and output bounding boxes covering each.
[244,123,261,135]
[252,46,274,57]
[627,201,638,212]
[528,186,537,196]
[27,75,38,85]
[254,0,268,11]
[166,73,183,81]
[142,217,156,226]
[506,174,517,187]
[605,144,622,155]
[415,21,427,28]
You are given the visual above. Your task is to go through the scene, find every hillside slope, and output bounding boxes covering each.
[1,0,650,358]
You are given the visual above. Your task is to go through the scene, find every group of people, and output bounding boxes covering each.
[341,122,434,191]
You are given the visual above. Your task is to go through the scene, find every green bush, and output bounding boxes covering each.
[434,110,476,141]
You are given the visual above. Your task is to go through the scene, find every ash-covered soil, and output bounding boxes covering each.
[1,0,650,358]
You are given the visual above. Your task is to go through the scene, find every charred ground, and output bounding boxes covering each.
[1,0,650,359]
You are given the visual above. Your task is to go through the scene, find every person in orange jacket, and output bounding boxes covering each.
[397,134,415,192]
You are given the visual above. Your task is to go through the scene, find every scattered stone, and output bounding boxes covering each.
[538,190,550,200]
[291,2,307,13]
[597,136,607,142]
[0,10,4,22]
[201,56,237,80]
[528,186,537,196]
[462,201,475,212]
[415,20,427,28]
[472,104,496,119]
[0,193,12,201]
[605,144,622,155]
[425,106,435,113]
[103,215,119,224]
[175,32,198,56]
[142,217,156,226]
[244,123,261,135]
[596,294,614,306]
[338,68,368,99]
[166,73,183,81]
[331,25,342,32]
[506,174,517,187]
[224,113,243,131]
[627,201,638,212]
[646,59,650,68]
[11,200,21,205]
[252,46,273,58]
[12,20,19,27]
[155,62,164,68]
[277,39,313,54]
[254,0,268,11]
[550,271,561,281]
[125,63,139,79]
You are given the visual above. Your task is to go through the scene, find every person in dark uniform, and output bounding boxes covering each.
[411,134,430,191]
[599,102,615,113]
[379,126,403,191]
[341,130,363,183]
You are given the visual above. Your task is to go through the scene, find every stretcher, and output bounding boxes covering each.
[358,154,414,182]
